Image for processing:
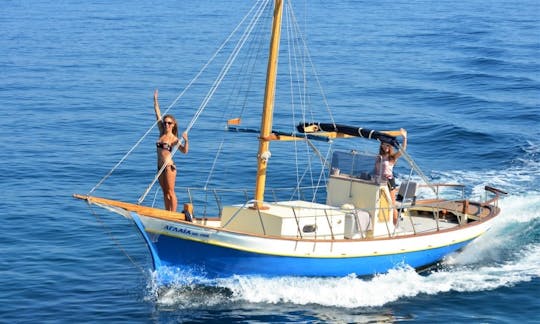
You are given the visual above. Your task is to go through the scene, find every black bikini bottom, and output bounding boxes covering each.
[158,164,176,172]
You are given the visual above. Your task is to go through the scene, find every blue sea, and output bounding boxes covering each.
[1,0,539,322]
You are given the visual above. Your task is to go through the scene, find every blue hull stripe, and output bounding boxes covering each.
[148,233,472,278]
[130,212,162,269]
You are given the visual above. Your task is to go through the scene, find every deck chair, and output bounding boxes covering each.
[395,181,417,227]
[396,181,417,206]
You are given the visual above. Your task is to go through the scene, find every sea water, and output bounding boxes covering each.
[1,0,539,322]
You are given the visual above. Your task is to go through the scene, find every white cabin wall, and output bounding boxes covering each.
[326,175,396,237]
[221,202,347,239]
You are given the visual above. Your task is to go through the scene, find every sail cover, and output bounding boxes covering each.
[297,123,399,147]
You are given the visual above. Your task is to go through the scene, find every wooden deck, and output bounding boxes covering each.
[392,199,495,236]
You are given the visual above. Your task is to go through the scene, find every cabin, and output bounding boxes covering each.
[325,150,407,237]
[219,149,414,239]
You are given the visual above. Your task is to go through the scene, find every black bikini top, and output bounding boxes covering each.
[156,142,173,152]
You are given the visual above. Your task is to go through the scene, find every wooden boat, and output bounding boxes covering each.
[74,0,505,279]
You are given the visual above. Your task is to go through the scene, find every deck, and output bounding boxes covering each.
[392,200,495,237]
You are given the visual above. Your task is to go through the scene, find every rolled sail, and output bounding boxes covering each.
[297,122,399,146]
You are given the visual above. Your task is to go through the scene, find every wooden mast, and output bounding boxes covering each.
[254,0,284,209]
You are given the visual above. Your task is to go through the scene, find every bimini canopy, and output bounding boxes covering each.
[297,122,400,147]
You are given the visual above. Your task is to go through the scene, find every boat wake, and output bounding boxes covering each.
[144,198,539,309]
[145,159,540,308]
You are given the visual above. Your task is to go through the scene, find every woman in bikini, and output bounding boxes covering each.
[375,128,407,225]
[154,89,188,211]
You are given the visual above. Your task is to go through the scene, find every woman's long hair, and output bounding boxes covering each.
[379,143,397,162]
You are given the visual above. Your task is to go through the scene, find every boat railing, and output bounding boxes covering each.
[482,186,506,208]
[221,198,377,239]
[174,184,375,239]
[416,183,466,201]
[218,198,469,239]
[175,185,327,218]
[415,183,504,209]
[174,183,504,240]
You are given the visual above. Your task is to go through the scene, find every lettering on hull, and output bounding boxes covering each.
[164,224,210,239]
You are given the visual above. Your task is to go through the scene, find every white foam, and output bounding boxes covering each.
[422,140,540,198]
[146,148,540,308]
[147,237,538,308]
[209,240,539,308]
[146,190,540,308]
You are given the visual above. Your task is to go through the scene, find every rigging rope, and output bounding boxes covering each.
[86,203,146,274]
[138,0,271,204]
[284,1,334,200]
[286,1,336,127]
[88,134,146,195]
[161,0,270,122]
[185,0,270,133]
[88,0,269,197]
[284,3,301,198]
[205,139,225,190]
[399,146,437,195]
[91,0,337,207]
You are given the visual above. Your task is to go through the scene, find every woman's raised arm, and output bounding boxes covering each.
[153,89,164,134]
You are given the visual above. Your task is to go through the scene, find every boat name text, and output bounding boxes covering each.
[164,225,210,239]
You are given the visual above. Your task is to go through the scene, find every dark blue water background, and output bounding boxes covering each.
[1,0,539,322]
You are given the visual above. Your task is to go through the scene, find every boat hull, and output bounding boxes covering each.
[151,233,472,277]
[135,213,493,278]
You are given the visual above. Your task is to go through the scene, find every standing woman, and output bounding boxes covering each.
[153,89,188,211]
[376,128,407,225]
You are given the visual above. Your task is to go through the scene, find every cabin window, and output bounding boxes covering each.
[331,150,382,182]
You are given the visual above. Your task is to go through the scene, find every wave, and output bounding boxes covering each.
[148,240,539,309]
[443,140,539,195]
[145,192,539,309]
[143,141,540,309]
